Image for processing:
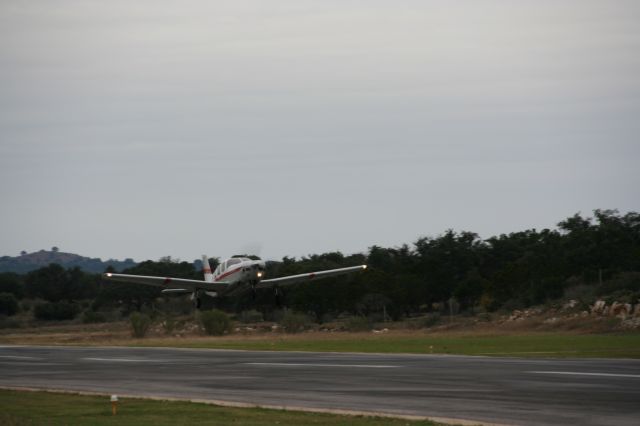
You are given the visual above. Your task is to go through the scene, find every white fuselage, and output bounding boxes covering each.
[210,257,266,285]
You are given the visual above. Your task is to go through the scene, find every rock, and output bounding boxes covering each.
[633,304,640,317]
[610,302,632,319]
[563,300,578,310]
[620,318,640,330]
[591,300,606,315]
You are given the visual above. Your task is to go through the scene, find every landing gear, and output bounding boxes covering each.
[274,286,284,308]
[191,290,203,310]
[251,281,257,301]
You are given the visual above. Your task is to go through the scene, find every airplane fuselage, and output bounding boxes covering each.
[210,257,266,286]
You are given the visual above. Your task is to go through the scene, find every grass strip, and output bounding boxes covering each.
[130,333,640,358]
[0,389,441,426]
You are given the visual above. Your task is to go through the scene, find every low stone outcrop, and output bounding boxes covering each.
[591,300,607,315]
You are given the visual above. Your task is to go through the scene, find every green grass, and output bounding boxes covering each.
[132,333,640,358]
[0,389,438,426]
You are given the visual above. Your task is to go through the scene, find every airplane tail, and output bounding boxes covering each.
[202,255,214,283]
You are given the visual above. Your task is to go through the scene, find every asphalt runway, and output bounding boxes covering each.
[1,345,639,425]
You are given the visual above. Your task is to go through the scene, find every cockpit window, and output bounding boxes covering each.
[227,258,241,267]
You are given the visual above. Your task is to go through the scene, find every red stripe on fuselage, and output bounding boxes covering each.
[214,267,242,282]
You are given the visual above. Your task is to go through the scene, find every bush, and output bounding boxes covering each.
[420,313,441,328]
[0,293,19,316]
[129,312,152,338]
[161,315,178,334]
[239,309,263,323]
[598,272,640,298]
[264,309,286,323]
[345,316,372,332]
[82,311,107,324]
[280,311,310,333]
[199,309,232,336]
[34,301,80,321]
[0,316,21,329]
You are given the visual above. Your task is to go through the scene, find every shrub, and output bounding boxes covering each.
[280,311,310,333]
[82,311,107,324]
[0,316,21,329]
[199,309,232,336]
[345,316,372,332]
[239,309,263,323]
[129,312,152,338]
[420,313,441,328]
[0,293,19,316]
[161,315,178,334]
[265,309,286,323]
[34,301,80,321]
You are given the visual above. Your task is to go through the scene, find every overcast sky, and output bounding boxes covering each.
[1,0,638,262]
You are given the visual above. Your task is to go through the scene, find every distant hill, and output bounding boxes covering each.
[0,250,137,274]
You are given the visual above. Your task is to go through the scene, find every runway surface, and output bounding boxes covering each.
[1,345,639,425]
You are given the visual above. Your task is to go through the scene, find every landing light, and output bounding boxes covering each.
[257,272,263,278]
[106,273,113,277]
[362,265,367,269]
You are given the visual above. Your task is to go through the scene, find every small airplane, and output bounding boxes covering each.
[103,255,367,308]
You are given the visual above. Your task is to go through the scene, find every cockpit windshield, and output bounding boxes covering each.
[226,258,241,267]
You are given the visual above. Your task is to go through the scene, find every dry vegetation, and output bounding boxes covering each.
[0,304,636,348]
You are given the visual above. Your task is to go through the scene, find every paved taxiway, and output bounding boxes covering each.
[1,345,639,425]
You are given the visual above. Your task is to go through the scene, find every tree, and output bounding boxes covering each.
[0,273,24,299]
[0,293,19,316]
[25,264,70,302]
[52,247,59,252]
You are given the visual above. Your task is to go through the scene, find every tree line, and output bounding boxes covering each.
[1,209,639,322]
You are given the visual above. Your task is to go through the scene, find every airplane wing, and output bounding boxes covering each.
[102,273,230,293]
[256,265,366,288]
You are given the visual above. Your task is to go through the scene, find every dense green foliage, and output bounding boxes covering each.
[0,272,24,298]
[280,311,311,333]
[199,309,232,335]
[0,292,19,316]
[129,312,152,338]
[25,264,98,302]
[33,301,80,320]
[4,209,640,322]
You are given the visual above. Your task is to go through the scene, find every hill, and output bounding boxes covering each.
[0,249,137,274]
